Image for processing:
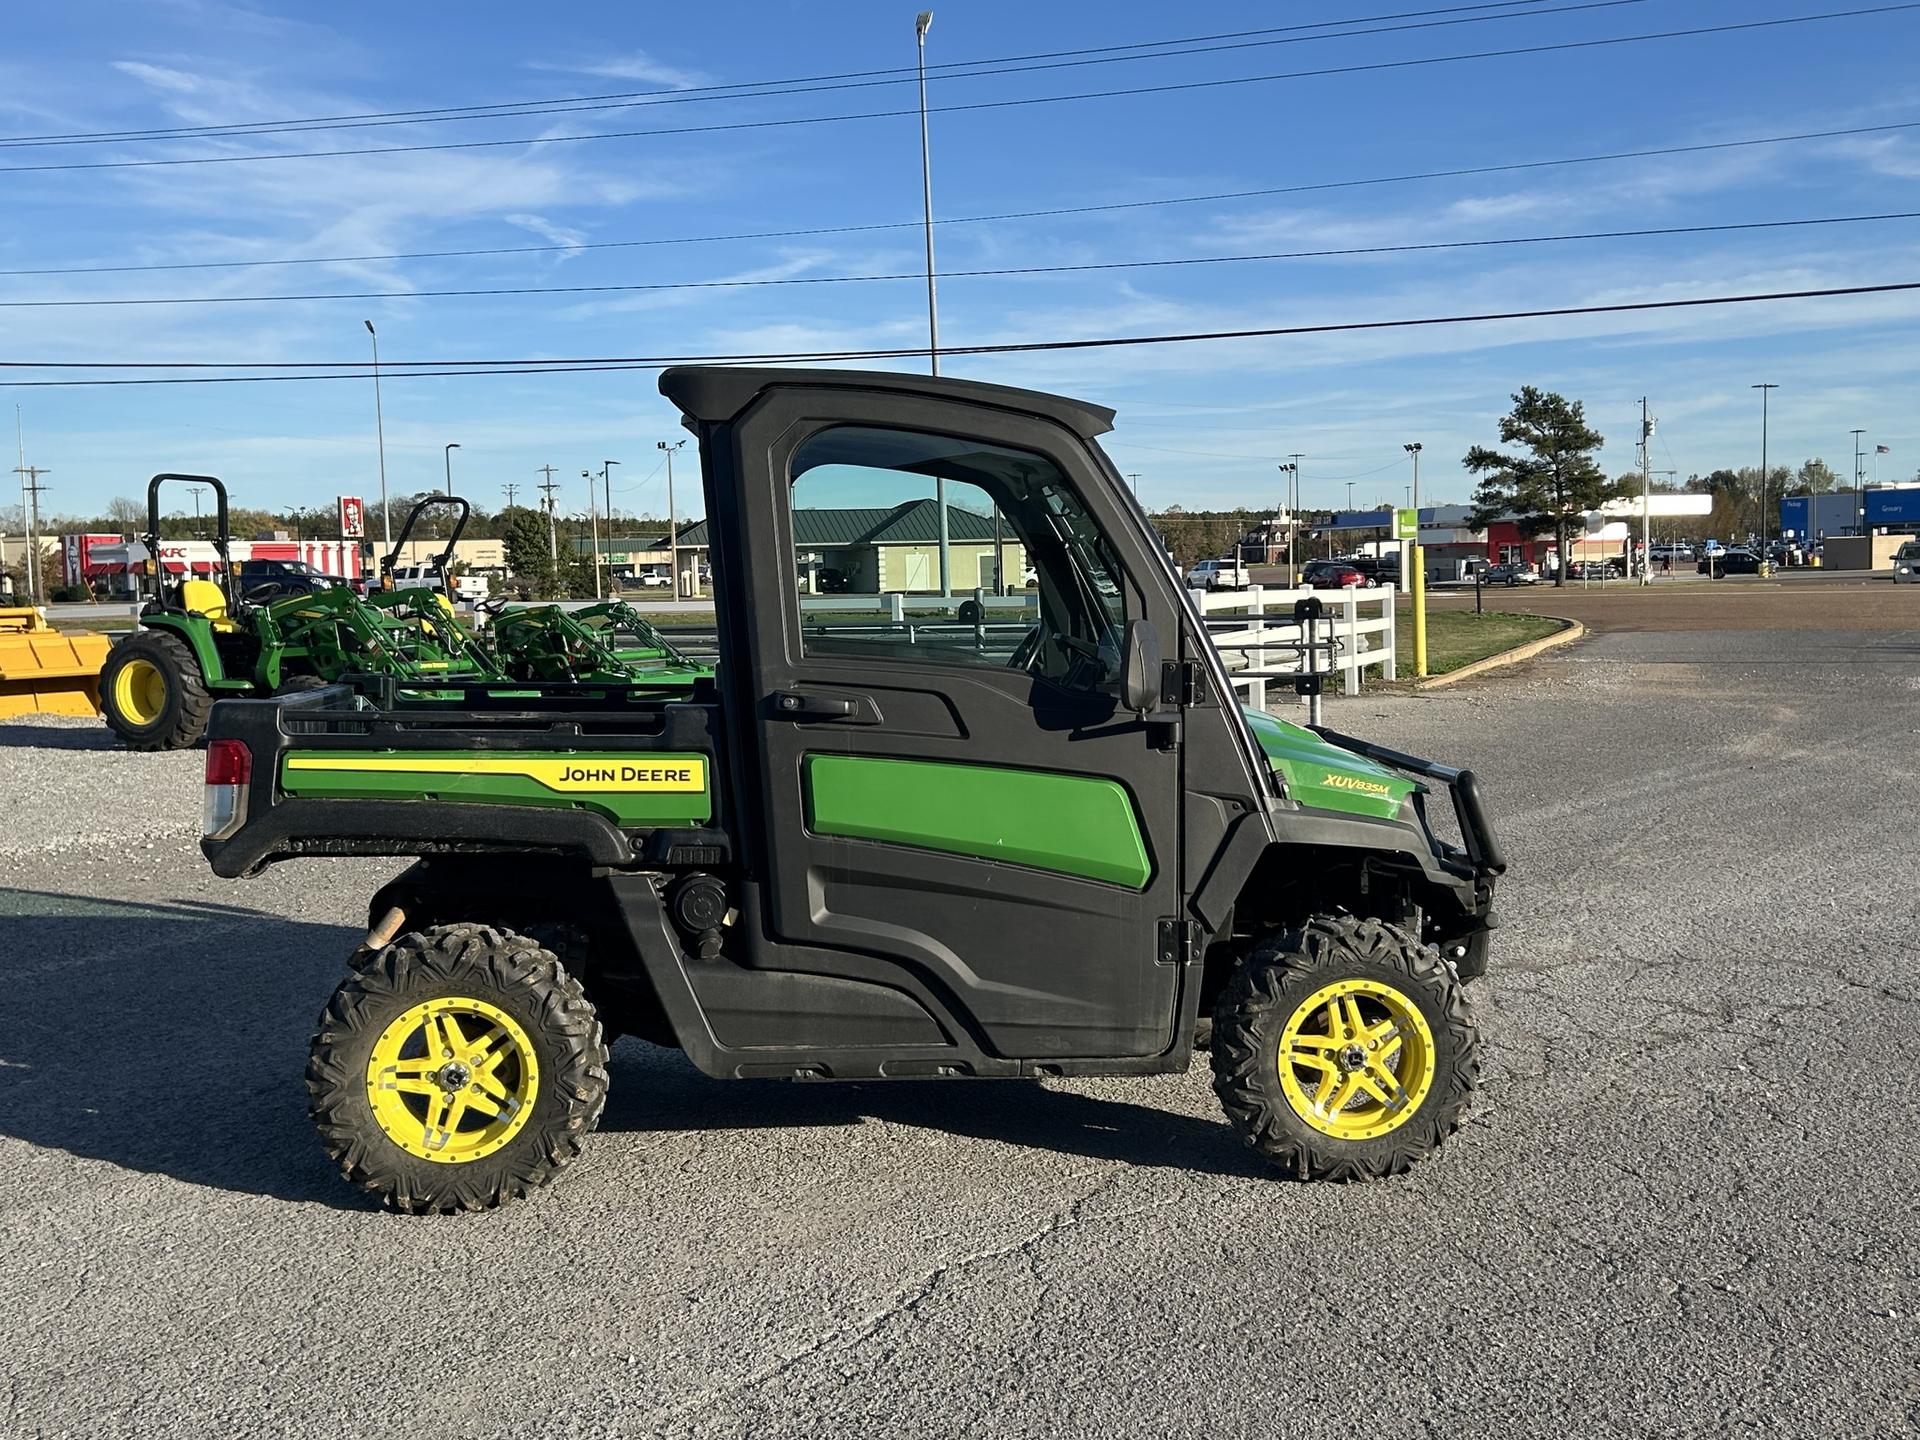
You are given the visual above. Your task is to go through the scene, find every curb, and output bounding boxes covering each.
[1415,617,1585,690]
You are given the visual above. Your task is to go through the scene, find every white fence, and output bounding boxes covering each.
[1195,584,1396,709]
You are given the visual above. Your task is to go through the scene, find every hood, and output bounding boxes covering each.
[1241,708,1419,820]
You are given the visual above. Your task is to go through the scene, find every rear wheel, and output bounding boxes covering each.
[307,924,610,1214]
[100,629,213,750]
[1212,915,1479,1181]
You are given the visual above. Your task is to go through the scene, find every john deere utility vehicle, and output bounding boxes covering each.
[99,475,500,750]
[200,368,1504,1213]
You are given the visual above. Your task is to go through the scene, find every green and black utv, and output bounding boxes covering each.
[99,477,498,750]
[201,367,1504,1213]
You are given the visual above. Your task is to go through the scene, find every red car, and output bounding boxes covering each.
[1305,562,1369,590]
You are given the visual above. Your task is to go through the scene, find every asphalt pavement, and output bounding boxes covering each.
[1,611,1916,1438]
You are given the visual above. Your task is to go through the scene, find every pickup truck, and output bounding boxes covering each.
[200,365,1504,1214]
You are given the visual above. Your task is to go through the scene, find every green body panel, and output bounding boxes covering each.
[802,754,1151,889]
[139,612,253,689]
[279,750,713,828]
[1240,708,1418,820]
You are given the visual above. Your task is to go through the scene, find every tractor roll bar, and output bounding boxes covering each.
[143,472,232,608]
[383,494,471,595]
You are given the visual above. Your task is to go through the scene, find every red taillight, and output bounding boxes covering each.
[205,739,252,786]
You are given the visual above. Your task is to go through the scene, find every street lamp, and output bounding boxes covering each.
[601,460,619,593]
[1850,427,1866,536]
[1276,462,1296,580]
[658,439,686,599]
[364,321,391,554]
[1403,442,1426,677]
[443,442,460,496]
[1753,383,1778,572]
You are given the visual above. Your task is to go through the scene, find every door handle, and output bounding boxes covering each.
[770,690,858,722]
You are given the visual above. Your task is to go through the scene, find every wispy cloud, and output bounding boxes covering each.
[527,51,708,89]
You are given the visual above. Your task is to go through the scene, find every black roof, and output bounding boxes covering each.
[658,366,1116,440]
[675,501,1005,549]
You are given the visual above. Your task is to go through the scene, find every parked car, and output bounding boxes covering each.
[1480,562,1541,587]
[637,570,672,588]
[1350,553,1400,585]
[1893,541,1920,583]
[1700,548,1762,576]
[391,564,489,602]
[1185,557,1249,591]
[236,558,350,597]
[1305,562,1370,590]
[1566,560,1618,580]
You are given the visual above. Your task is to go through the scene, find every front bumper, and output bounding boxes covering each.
[1308,725,1507,882]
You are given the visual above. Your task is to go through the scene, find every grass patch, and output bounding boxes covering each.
[1398,606,1565,676]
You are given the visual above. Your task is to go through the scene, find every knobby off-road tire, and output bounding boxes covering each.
[273,673,330,695]
[308,924,610,1214]
[1211,915,1479,1181]
[99,630,214,750]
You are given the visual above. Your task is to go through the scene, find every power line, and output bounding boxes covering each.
[11,116,1918,281]
[5,6,1912,175]
[1,280,1913,386]
[0,2,1625,150]
[6,209,1914,311]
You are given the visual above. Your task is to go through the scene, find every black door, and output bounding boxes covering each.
[716,385,1186,1059]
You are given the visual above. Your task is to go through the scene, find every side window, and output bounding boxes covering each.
[788,425,1128,692]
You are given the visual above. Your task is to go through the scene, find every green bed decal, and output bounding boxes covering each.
[280,751,713,828]
[1239,709,1418,820]
[803,754,1151,889]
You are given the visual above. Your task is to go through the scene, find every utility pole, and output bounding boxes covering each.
[1851,428,1865,537]
[1640,398,1653,586]
[537,465,560,569]
[658,440,686,599]
[1404,442,1426,675]
[502,482,519,510]
[1125,472,1141,497]
[1753,383,1778,573]
[13,463,49,604]
[14,405,40,604]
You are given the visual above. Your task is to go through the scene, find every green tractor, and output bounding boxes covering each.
[99,475,500,750]
[484,598,711,687]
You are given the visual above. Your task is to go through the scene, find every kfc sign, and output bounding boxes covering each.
[338,495,366,539]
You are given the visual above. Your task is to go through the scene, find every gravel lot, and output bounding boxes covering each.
[2,611,1917,1439]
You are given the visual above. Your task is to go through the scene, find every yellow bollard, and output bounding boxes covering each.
[1411,545,1428,679]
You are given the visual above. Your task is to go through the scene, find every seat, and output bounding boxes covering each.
[179,578,241,633]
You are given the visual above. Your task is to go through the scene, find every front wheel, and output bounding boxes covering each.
[307,924,610,1214]
[1211,916,1479,1181]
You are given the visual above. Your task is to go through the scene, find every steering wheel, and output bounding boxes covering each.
[1007,623,1043,671]
[242,581,285,603]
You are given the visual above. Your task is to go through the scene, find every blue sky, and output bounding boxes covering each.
[3,0,1918,528]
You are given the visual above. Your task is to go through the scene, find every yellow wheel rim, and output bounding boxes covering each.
[365,997,540,1164]
[1277,978,1436,1141]
[112,658,169,726]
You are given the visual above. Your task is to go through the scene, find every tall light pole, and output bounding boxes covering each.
[915,11,951,596]
[658,439,686,599]
[1639,399,1653,586]
[1753,383,1778,572]
[1850,428,1866,537]
[1404,442,1427,677]
[364,321,391,556]
[1276,462,1296,581]
[601,460,619,594]
[583,469,603,599]
[442,442,459,496]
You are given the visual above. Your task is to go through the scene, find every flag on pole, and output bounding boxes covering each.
[1876,444,1891,454]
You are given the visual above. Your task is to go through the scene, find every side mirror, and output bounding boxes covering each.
[1120,618,1161,714]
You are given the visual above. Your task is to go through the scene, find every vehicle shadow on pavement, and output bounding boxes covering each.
[0,887,374,1210]
[601,1041,1270,1179]
[0,722,119,751]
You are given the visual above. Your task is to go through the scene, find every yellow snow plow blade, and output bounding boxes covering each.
[0,608,111,718]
